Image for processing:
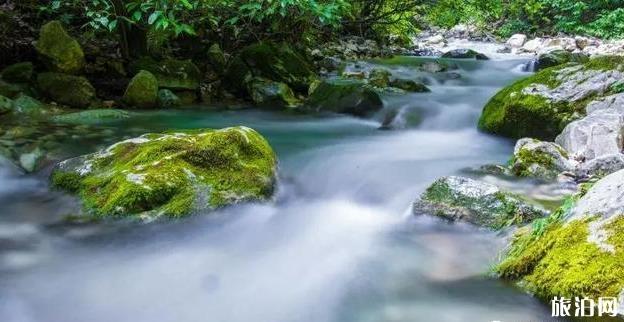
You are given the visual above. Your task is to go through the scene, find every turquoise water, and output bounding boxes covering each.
[0,57,571,322]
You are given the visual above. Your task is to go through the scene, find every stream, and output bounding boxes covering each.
[0,55,566,321]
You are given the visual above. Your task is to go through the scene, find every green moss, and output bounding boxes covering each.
[51,127,277,219]
[583,55,624,71]
[509,147,556,177]
[123,71,158,109]
[248,78,300,109]
[478,65,581,140]
[0,95,12,114]
[305,79,383,117]
[51,109,131,124]
[536,50,588,71]
[224,42,316,95]
[37,72,95,108]
[157,89,181,108]
[1,62,34,83]
[35,21,85,74]
[129,57,201,90]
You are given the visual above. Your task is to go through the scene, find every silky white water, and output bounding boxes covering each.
[0,57,561,322]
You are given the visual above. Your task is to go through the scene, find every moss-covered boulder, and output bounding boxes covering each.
[368,68,391,88]
[413,176,548,229]
[52,109,131,125]
[123,71,158,109]
[535,50,588,71]
[442,49,489,60]
[1,62,34,83]
[37,72,95,108]
[0,80,24,98]
[224,42,316,95]
[306,80,383,117]
[478,56,624,140]
[497,170,624,305]
[129,57,201,90]
[157,89,181,108]
[248,78,300,109]
[11,94,47,116]
[35,21,85,74]
[51,127,278,219]
[389,79,430,92]
[509,138,574,179]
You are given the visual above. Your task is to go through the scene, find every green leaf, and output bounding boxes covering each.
[148,11,161,25]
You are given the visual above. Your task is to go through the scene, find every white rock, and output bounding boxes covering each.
[586,93,624,115]
[506,34,527,48]
[426,35,445,45]
[576,153,624,178]
[522,38,544,52]
[556,110,624,161]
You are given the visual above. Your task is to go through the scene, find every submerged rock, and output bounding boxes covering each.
[497,169,624,306]
[306,80,383,117]
[478,56,624,140]
[389,79,429,92]
[35,21,85,74]
[248,77,300,109]
[368,68,392,88]
[51,127,278,218]
[1,62,34,83]
[37,72,95,108]
[441,49,489,60]
[413,176,547,229]
[123,71,158,109]
[52,109,131,124]
[510,138,574,179]
[11,94,47,116]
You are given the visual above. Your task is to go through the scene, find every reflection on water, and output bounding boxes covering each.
[0,57,564,322]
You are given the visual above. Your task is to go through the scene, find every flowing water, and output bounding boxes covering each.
[0,56,567,322]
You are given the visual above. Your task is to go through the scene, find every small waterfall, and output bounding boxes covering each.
[522,59,538,72]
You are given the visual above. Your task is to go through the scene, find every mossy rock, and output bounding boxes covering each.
[497,170,624,304]
[37,72,95,108]
[157,89,181,108]
[389,79,430,92]
[11,94,47,116]
[129,57,201,90]
[248,77,300,109]
[0,80,28,99]
[442,49,489,60]
[478,56,624,140]
[536,50,589,71]
[305,80,383,117]
[509,138,573,180]
[52,109,131,125]
[35,21,85,74]
[1,62,34,83]
[413,176,547,229]
[207,43,227,74]
[368,68,391,88]
[0,95,12,114]
[51,127,278,218]
[224,42,316,95]
[123,70,158,109]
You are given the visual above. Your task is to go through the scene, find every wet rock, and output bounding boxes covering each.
[497,169,624,306]
[555,110,624,162]
[11,95,47,116]
[248,77,300,109]
[413,176,547,229]
[129,57,201,91]
[51,127,278,218]
[420,61,448,73]
[506,34,527,48]
[368,68,392,88]
[510,138,574,180]
[441,49,489,60]
[305,80,383,117]
[1,62,34,83]
[577,154,624,179]
[0,95,12,114]
[389,79,429,92]
[19,148,45,173]
[35,21,85,74]
[479,56,624,140]
[51,109,131,125]
[522,38,544,53]
[122,70,158,109]
[535,50,588,71]
[157,89,181,108]
[37,72,96,108]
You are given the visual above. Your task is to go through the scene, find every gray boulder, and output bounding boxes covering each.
[555,110,624,162]
[586,93,624,115]
[413,176,547,229]
[510,138,574,179]
[576,154,624,178]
